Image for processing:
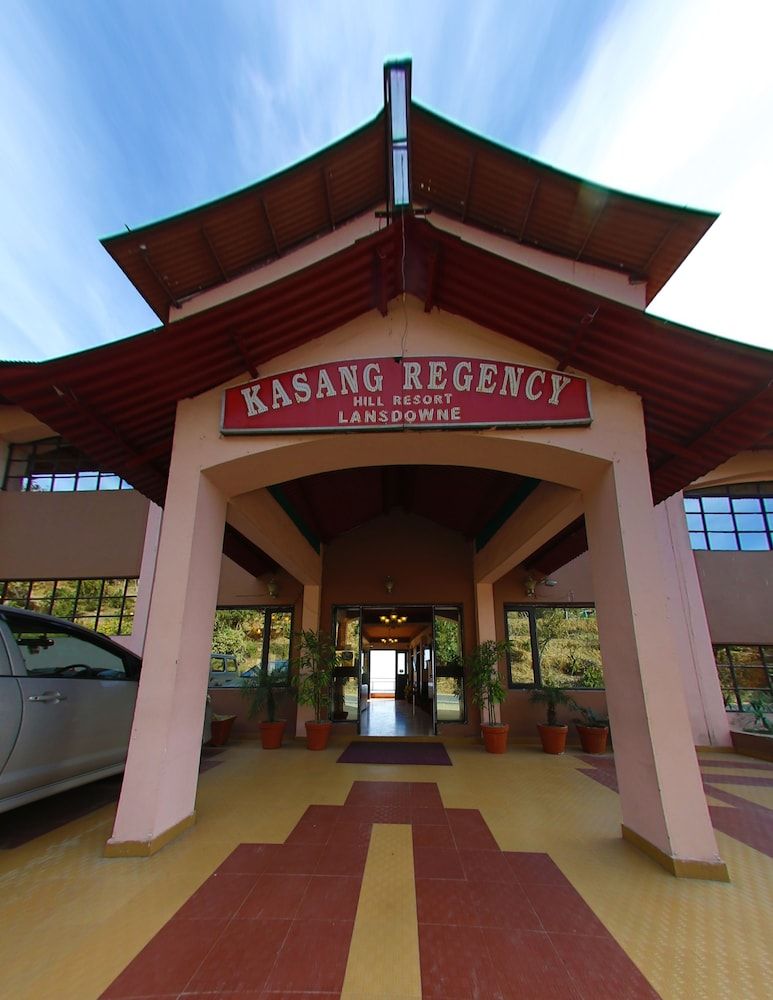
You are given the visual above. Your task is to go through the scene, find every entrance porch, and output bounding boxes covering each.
[3,737,771,999]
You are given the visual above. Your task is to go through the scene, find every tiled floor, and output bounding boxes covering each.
[2,739,772,999]
[360,698,434,736]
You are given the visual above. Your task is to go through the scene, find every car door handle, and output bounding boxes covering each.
[27,692,68,703]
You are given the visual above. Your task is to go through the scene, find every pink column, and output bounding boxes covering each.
[584,455,728,880]
[656,493,731,747]
[106,463,226,855]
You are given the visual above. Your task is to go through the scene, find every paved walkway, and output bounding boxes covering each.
[1,739,771,999]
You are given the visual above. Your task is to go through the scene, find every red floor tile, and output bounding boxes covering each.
[410,805,450,826]
[263,918,354,993]
[331,819,373,846]
[458,848,518,884]
[504,852,570,886]
[304,804,342,822]
[523,883,608,936]
[184,918,291,994]
[446,808,499,850]
[409,781,444,807]
[285,814,337,846]
[370,804,412,824]
[315,840,369,877]
[418,923,504,998]
[413,846,465,880]
[173,871,259,920]
[415,878,481,926]
[469,882,542,931]
[237,873,311,920]
[100,918,222,997]
[345,780,410,805]
[216,844,270,874]
[261,842,325,875]
[412,824,456,849]
[549,931,661,998]
[485,927,581,1000]
[297,875,361,920]
[334,803,380,825]
[259,993,340,999]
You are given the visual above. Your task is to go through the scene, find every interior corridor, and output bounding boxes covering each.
[359,698,434,737]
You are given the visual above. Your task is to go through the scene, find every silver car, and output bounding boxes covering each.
[0,605,145,814]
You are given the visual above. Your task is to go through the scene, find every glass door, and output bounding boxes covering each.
[433,606,465,724]
[333,607,361,725]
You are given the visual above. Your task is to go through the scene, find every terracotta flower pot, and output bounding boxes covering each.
[481,723,509,754]
[208,714,236,747]
[576,724,608,754]
[305,720,333,751]
[259,720,286,749]
[537,723,568,754]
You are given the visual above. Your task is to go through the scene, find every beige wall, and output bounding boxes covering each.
[0,490,150,579]
[695,552,773,644]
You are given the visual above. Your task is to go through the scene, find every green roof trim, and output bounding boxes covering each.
[475,477,542,551]
[267,485,321,554]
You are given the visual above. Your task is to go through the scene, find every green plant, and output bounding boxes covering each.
[467,639,511,726]
[744,696,773,734]
[572,703,609,729]
[241,663,289,723]
[529,676,574,726]
[291,629,340,722]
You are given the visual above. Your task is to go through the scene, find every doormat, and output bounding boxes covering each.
[337,741,452,766]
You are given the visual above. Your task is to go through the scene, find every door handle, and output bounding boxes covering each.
[27,692,68,703]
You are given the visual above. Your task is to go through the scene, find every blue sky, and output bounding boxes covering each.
[1,0,771,362]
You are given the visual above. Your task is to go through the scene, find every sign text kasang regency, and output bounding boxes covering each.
[221,356,591,434]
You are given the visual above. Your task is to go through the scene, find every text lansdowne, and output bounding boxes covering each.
[222,356,591,433]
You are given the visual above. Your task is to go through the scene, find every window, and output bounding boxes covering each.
[713,644,773,711]
[210,607,293,685]
[2,437,132,492]
[505,605,604,689]
[685,483,773,551]
[9,617,132,680]
[0,579,137,636]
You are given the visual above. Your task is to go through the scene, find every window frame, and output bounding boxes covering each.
[712,643,773,711]
[504,603,604,690]
[211,605,294,687]
[2,436,132,493]
[0,578,138,637]
[684,483,773,552]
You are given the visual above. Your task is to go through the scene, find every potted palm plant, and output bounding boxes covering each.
[467,639,512,753]
[242,662,290,749]
[291,629,340,750]
[572,703,610,754]
[529,677,574,754]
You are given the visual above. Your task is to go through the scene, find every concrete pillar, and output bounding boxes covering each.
[117,502,163,657]
[656,493,731,748]
[295,583,322,736]
[584,455,728,880]
[106,464,226,856]
[474,581,501,723]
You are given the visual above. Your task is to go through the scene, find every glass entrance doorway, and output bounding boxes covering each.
[332,604,464,736]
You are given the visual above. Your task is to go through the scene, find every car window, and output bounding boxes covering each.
[8,619,129,680]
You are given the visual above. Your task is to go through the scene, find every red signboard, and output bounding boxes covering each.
[221,356,591,434]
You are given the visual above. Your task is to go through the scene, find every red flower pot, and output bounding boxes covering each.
[481,723,509,754]
[259,720,286,749]
[208,714,236,747]
[576,724,608,754]
[305,720,333,751]
[537,723,568,754]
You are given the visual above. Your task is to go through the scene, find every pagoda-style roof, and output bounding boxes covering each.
[101,103,717,322]
[2,216,771,524]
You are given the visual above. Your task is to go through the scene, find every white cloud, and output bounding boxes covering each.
[536,0,773,348]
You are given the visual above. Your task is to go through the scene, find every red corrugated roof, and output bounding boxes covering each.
[2,217,770,529]
[101,104,717,323]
